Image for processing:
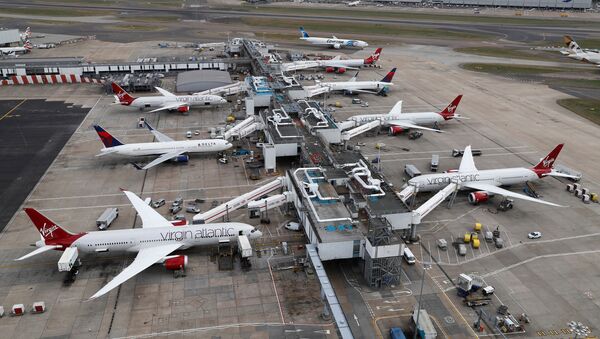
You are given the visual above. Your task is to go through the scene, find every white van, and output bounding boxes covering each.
[403,247,416,265]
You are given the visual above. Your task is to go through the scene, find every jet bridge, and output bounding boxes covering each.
[223,116,263,140]
[341,120,381,142]
[411,182,458,225]
[193,177,286,223]
[194,81,246,97]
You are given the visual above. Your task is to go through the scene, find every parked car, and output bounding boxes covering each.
[172,197,183,207]
[170,205,182,214]
[284,221,301,231]
[186,205,201,213]
[152,198,166,208]
[528,231,542,239]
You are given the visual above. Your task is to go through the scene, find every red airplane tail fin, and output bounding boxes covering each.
[24,208,74,242]
[533,144,564,171]
[111,82,135,105]
[364,47,382,64]
[439,95,463,120]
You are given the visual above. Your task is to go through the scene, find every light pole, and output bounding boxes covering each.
[413,260,430,339]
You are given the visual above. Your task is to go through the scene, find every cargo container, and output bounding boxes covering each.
[404,164,422,178]
[237,235,253,258]
[58,247,78,272]
[96,208,118,230]
[390,327,407,339]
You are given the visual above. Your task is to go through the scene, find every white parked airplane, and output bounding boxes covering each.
[304,68,396,97]
[0,40,31,56]
[347,0,361,6]
[282,48,382,73]
[347,95,464,133]
[16,190,262,300]
[562,35,600,65]
[93,122,232,170]
[111,82,227,113]
[299,27,368,49]
[407,144,574,206]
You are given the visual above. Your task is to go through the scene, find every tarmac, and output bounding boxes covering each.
[0,22,598,339]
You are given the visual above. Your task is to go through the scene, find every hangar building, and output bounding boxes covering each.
[0,29,21,46]
[176,70,232,93]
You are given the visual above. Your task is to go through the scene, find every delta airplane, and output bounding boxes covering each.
[282,48,382,73]
[304,68,396,97]
[407,144,576,206]
[0,40,31,56]
[299,27,368,49]
[16,190,262,300]
[347,95,464,133]
[562,35,600,65]
[93,122,232,170]
[111,82,227,113]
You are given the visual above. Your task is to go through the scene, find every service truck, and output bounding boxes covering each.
[430,154,439,172]
[404,164,422,178]
[96,208,118,230]
[58,247,78,272]
[237,235,253,258]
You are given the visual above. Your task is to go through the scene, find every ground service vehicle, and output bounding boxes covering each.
[96,208,118,230]
[403,247,416,264]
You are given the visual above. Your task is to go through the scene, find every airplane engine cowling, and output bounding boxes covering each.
[389,126,404,135]
[177,106,190,113]
[164,255,188,270]
[337,67,346,74]
[172,154,190,163]
[468,191,489,205]
[333,43,341,49]
[325,67,335,73]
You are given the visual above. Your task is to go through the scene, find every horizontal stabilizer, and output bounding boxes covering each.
[15,245,61,261]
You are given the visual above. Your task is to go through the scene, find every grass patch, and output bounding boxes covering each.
[240,17,490,40]
[557,98,600,125]
[112,24,164,31]
[455,47,552,61]
[461,63,565,75]
[549,79,600,89]
[240,5,600,29]
[0,7,113,17]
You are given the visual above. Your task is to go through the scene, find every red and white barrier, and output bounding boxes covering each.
[0,74,103,86]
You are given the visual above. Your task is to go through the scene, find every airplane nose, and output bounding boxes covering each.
[255,230,263,238]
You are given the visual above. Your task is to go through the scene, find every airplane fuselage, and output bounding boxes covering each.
[319,80,391,92]
[350,112,444,126]
[126,95,226,109]
[100,139,231,157]
[408,167,540,192]
[45,223,258,253]
[300,37,368,48]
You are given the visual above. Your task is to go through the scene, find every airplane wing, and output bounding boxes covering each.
[122,190,172,228]
[458,145,477,173]
[144,121,174,142]
[387,120,444,133]
[148,103,188,113]
[141,151,186,170]
[154,86,177,97]
[542,171,581,180]
[89,243,182,300]
[321,62,359,70]
[462,182,564,207]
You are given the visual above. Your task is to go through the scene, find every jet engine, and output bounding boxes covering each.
[171,154,190,163]
[177,105,190,113]
[389,126,404,135]
[468,191,490,204]
[164,255,188,270]
[325,67,335,73]
[337,67,346,74]
[333,43,341,49]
